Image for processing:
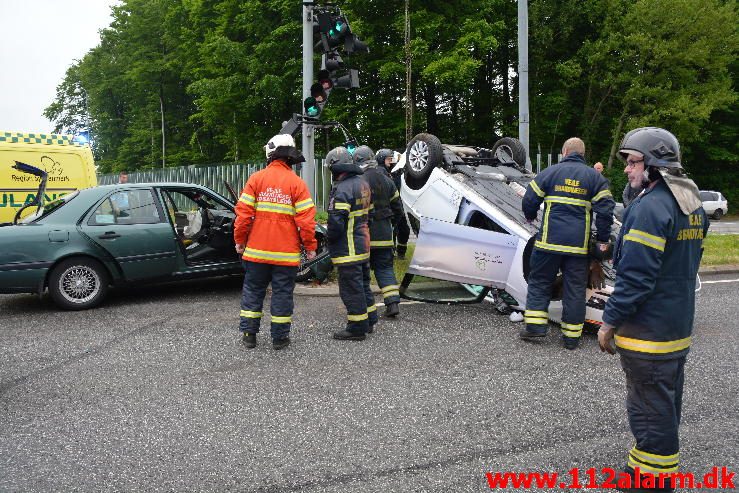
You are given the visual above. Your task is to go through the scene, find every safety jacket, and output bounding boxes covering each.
[603,179,708,360]
[327,162,372,265]
[234,159,317,266]
[364,165,403,248]
[523,153,615,255]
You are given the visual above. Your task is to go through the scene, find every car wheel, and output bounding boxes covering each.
[296,231,328,282]
[492,137,527,168]
[713,209,723,220]
[48,257,110,310]
[405,133,443,190]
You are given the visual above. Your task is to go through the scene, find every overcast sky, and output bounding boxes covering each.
[0,0,118,134]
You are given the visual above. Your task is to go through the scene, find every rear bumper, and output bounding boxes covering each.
[0,262,50,294]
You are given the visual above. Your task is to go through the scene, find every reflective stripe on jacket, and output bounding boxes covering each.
[364,166,403,248]
[603,180,708,360]
[327,164,372,265]
[522,153,615,255]
[233,160,317,266]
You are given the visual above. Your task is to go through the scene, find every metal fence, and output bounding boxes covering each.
[98,159,332,211]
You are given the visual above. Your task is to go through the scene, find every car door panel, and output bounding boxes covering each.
[80,189,178,281]
[408,216,519,288]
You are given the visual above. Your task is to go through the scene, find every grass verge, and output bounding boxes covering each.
[701,234,739,266]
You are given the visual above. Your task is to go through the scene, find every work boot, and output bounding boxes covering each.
[367,324,375,334]
[242,332,257,349]
[562,336,580,350]
[385,302,400,318]
[333,330,366,341]
[519,328,547,341]
[273,337,291,350]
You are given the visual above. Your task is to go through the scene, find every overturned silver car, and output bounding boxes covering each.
[394,133,616,330]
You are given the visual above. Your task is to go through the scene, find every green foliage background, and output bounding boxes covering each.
[44,0,738,203]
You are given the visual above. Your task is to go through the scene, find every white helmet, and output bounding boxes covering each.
[264,134,296,159]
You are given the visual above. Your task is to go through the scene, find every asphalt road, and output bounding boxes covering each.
[1,274,737,492]
[708,219,739,235]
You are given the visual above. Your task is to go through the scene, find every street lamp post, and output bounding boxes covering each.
[518,0,531,171]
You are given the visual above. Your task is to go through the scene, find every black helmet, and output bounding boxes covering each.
[375,148,394,167]
[353,145,375,169]
[325,146,353,169]
[618,127,681,168]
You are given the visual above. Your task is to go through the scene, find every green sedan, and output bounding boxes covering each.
[0,176,327,309]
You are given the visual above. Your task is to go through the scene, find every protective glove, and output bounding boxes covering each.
[598,323,616,355]
[588,261,605,290]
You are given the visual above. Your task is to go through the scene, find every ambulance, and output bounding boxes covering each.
[0,131,97,223]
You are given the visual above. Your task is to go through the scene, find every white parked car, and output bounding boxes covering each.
[700,190,728,220]
[393,133,618,331]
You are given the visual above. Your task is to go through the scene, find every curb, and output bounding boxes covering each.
[698,264,739,276]
[294,264,739,297]
[294,283,380,297]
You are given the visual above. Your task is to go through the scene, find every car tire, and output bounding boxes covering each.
[492,137,527,168]
[48,257,110,310]
[713,209,723,220]
[296,231,328,282]
[404,133,443,190]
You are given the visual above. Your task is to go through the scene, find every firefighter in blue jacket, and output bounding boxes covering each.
[377,149,411,259]
[354,146,404,318]
[325,146,377,340]
[598,127,708,492]
[520,137,615,350]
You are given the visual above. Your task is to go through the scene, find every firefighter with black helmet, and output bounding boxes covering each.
[325,146,376,340]
[234,134,317,350]
[599,127,708,492]
[377,148,411,259]
[520,137,615,350]
[355,146,404,318]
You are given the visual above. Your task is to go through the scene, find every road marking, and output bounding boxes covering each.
[701,279,739,284]
[375,301,425,307]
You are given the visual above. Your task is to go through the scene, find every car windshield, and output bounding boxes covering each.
[19,191,79,224]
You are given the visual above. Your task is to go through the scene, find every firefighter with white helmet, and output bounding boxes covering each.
[234,134,317,350]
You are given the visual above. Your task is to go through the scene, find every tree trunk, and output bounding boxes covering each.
[424,82,438,135]
[159,90,166,168]
[502,41,512,127]
[607,106,628,169]
[404,0,413,143]
[233,111,239,162]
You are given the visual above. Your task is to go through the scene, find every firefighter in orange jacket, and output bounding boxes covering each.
[234,134,317,350]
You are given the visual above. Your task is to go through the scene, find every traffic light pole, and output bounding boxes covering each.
[302,2,316,198]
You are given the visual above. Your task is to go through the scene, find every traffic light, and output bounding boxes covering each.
[305,8,367,120]
[333,69,360,89]
[314,12,368,55]
[344,139,358,155]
